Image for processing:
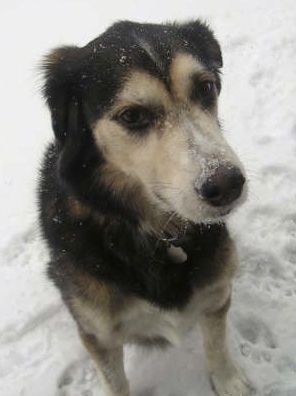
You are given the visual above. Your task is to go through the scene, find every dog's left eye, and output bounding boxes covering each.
[200,81,215,95]
[191,78,217,108]
[116,107,155,130]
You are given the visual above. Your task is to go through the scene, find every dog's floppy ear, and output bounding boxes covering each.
[42,46,85,144]
[42,46,98,197]
[179,20,223,70]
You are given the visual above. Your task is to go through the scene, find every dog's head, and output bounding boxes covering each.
[43,20,247,226]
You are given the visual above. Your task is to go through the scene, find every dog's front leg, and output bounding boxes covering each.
[80,331,129,396]
[199,296,250,396]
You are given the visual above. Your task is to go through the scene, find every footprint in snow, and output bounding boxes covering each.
[240,246,281,281]
[236,314,277,348]
[234,314,278,365]
[136,388,156,396]
[283,242,296,265]
[57,359,99,396]
[0,224,41,265]
[263,384,296,396]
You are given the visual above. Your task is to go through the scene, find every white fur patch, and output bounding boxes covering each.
[73,281,231,348]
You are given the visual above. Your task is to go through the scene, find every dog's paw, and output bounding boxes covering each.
[210,365,251,396]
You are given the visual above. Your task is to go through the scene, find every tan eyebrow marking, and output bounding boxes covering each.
[111,70,171,114]
[170,53,216,101]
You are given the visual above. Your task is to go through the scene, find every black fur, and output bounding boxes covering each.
[38,20,227,310]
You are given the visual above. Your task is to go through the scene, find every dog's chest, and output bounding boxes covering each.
[77,281,229,346]
[117,298,199,345]
[119,282,228,344]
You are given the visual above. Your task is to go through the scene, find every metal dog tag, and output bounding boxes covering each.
[167,245,188,263]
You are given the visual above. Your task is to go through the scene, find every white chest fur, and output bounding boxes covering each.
[74,281,230,347]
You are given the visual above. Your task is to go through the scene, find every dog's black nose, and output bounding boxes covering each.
[198,165,245,207]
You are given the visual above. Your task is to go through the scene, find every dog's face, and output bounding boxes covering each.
[43,21,247,225]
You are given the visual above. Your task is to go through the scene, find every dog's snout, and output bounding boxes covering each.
[198,165,245,207]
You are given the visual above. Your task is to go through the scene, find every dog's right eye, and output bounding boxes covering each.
[115,107,155,131]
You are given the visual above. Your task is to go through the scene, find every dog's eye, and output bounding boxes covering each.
[191,78,217,108]
[200,81,215,95]
[117,107,155,130]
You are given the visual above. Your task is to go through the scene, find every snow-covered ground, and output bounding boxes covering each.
[1,0,296,395]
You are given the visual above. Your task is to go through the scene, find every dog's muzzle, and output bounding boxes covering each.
[195,164,245,207]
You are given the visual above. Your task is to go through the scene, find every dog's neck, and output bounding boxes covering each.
[67,195,193,248]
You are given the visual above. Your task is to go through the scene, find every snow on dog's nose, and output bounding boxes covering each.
[196,164,245,207]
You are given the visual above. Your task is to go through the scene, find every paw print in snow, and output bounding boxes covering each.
[235,315,277,365]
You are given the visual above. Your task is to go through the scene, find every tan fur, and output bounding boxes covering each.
[72,267,117,306]
[70,235,238,347]
[200,300,250,395]
[69,240,243,396]
[63,189,252,396]
[73,278,233,347]
[111,71,171,112]
[97,162,155,223]
[92,59,246,226]
[67,196,92,219]
[80,332,129,396]
[170,54,211,98]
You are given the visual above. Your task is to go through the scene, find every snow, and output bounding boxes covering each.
[1,0,296,395]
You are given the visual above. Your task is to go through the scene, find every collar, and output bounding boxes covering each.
[159,218,190,247]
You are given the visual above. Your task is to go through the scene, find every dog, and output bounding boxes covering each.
[38,20,250,396]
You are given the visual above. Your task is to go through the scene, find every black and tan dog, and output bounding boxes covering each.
[38,20,250,396]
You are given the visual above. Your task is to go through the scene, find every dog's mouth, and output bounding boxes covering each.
[151,162,247,225]
[217,207,232,217]
[152,188,245,232]
[155,202,235,248]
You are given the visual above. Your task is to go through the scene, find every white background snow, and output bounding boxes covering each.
[1,0,296,395]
